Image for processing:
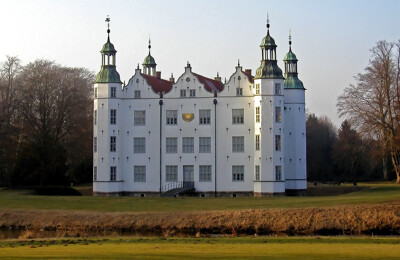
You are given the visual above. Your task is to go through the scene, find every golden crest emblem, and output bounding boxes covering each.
[182,113,194,122]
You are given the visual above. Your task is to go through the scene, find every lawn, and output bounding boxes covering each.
[0,183,399,213]
[0,236,399,259]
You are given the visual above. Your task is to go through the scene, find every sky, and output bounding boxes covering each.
[2,0,400,127]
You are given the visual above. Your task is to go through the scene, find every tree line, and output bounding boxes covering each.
[0,57,94,186]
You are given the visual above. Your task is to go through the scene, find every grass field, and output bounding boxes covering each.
[0,183,399,212]
[0,236,400,259]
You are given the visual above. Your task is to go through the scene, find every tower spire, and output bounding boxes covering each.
[266,13,270,34]
[289,29,292,50]
[148,36,151,54]
[105,15,110,42]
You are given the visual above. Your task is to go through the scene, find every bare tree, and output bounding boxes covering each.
[0,56,22,184]
[11,60,94,186]
[337,41,400,183]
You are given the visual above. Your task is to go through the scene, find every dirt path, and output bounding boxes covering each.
[1,204,400,237]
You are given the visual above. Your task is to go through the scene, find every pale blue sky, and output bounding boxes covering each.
[2,0,400,126]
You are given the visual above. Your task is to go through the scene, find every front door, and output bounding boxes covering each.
[183,165,194,182]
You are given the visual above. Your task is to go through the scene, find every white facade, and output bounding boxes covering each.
[93,22,307,197]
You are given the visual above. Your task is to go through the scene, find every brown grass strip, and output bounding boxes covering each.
[1,204,400,236]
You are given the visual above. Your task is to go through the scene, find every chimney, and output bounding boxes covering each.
[245,69,252,75]
[169,73,175,83]
[156,71,161,79]
[214,72,221,82]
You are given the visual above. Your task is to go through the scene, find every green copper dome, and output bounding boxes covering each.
[95,66,122,83]
[255,60,284,79]
[143,54,156,66]
[284,49,298,61]
[101,38,116,53]
[261,32,277,48]
[284,74,304,89]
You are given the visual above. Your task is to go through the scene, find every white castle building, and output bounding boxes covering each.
[93,19,307,197]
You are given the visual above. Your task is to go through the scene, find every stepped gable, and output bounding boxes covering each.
[141,73,173,94]
[193,73,224,93]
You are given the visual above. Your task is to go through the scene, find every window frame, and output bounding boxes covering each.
[134,165,146,182]
[276,165,282,181]
[275,135,281,151]
[110,136,116,152]
[199,109,211,125]
[232,165,244,182]
[199,165,212,182]
[166,110,178,125]
[110,166,117,181]
[275,106,282,123]
[133,137,146,153]
[232,136,244,153]
[182,137,194,153]
[134,110,146,126]
[166,137,178,153]
[166,165,178,182]
[199,137,211,153]
[255,106,260,123]
[110,109,117,125]
[111,87,117,98]
[232,109,244,124]
[236,88,243,96]
[255,134,260,151]
[134,90,141,99]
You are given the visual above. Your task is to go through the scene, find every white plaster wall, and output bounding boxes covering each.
[284,89,306,190]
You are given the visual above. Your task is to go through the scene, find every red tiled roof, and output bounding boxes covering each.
[243,70,254,83]
[141,73,173,94]
[193,73,224,93]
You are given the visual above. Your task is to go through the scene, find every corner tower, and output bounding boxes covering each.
[253,18,285,196]
[283,33,307,195]
[93,17,123,195]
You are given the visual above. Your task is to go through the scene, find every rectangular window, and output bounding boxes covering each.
[134,137,146,153]
[180,89,186,97]
[236,88,243,96]
[134,166,146,182]
[93,137,97,153]
[276,165,282,181]
[94,88,98,98]
[134,90,141,99]
[94,110,97,125]
[255,134,260,151]
[110,109,116,125]
[199,137,211,153]
[110,136,116,152]
[189,89,196,97]
[255,107,260,123]
[182,137,194,153]
[255,84,260,95]
[275,135,281,151]
[275,107,282,123]
[166,165,178,182]
[111,87,116,98]
[232,165,244,182]
[232,136,244,152]
[232,109,244,124]
[93,166,97,181]
[166,110,177,125]
[110,166,116,181]
[134,110,145,126]
[199,109,211,125]
[275,83,281,95]
[255,165,260,181]
[166,137,177,153]
[199,165,212,182]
